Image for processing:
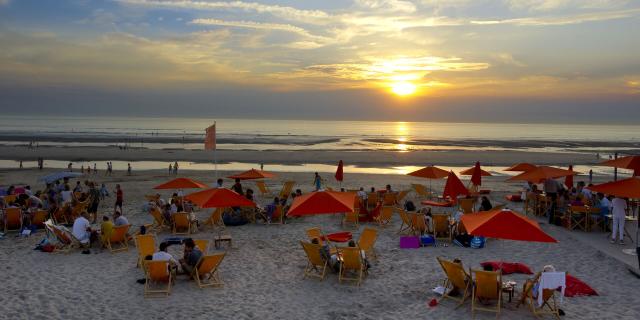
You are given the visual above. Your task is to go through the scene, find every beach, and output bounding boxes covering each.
[1,166,638,320]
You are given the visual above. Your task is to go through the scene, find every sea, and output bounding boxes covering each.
[0,116,638,175]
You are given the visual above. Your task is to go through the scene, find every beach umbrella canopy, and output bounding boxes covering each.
[460,166,492,178]
[461,208,557,243]
[287,190,355,217]
[185,188,255,208]
[443,171,469,202]
[335,160,344,182]
[227,168,276,180]
[505,163,537,172]
[507,166,577,183]
[154,177,209,190]
[564,165,574,189]
[589,177,640,198]
[39,171,83,184]
[599,155,640,176]
[407,166,449,179]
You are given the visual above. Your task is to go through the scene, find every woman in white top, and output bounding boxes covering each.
[610,197,628,245]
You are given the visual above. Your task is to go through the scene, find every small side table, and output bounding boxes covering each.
[501,282,517,303]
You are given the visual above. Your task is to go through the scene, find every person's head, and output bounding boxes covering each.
[295,189,302,196]
[483,264,494,271]
[80,211,89,219]
[273,197,279,204]
[543,265,556,272]
[290,192,296,199]
[340,188,345,192]
[217,178,223,185]
[597,192,605,199]
[25,185,31,190]
[371,187,375,192]
[102,215,109,222]
[359,187,363,191]
[314,172,319,177]
[159,242,169,252]
[348,240,356,247]
[481,196,489,203]
[311,238,319,245]
[386,184,391,191]
[114,210,122,218]
[246,188,253,195]
[183,238,195,250]
[63,177,69,183]
[235,178,240,183]
[76,181,80,185]
[453,258,462,264]
[101,183,105,187]
[116,184,121,190]
[64,185,70,191]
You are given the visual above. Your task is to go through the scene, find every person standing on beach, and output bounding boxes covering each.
[543,178,561,224]
[68,162,73,172]
[232,178,243,195]
[611,197,628,245]
[313,172,322,191]
[174,161,179,175]
[114,184,123,212]
[93,163,97,175]
[127,163,132,176]
[168,163,172,175]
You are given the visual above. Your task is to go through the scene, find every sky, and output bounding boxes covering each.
[0,0,639,123]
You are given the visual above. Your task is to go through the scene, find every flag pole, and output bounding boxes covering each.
[214,121,217,179]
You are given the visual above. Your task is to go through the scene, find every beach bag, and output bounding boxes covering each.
[399,236,420,249]
[470,236,485,249]
[420,235,435,246]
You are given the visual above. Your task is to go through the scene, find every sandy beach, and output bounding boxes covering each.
[1,166,638,320]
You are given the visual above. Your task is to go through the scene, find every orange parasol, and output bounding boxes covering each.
[461,208,557,243]
[443,171,469,202]
[599,155,640,176]
[505,163,537,172]
[507,166,578,183]
[589,177,640,198]
[185,188,255,208]
[407,166,449,179]
[287,191,356,217]
[228,169,276,180]
[154,177,209,190]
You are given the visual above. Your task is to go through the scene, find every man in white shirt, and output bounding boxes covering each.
[357,187,368,201]
[61,186,73,205]
[611,197,628,245]
[113,211,129,226]
[72,213,92,245]
[152,242,179,274]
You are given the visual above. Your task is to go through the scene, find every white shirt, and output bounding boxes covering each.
[599,197,611,209]
[170,203,178,214]
[152,251,178,265]
[357,190,367,200]
[114,215,129,226]
[581,188,592,200]
[61,191,73,203]
[611,198,628,217]
[72,216,91,241]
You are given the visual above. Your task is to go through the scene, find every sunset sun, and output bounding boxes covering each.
[391,82,417,96]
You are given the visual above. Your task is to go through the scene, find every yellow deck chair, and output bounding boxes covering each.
[52,206,68,225]
[144,260,172,297]
[172,212,191,235]
[470,268,502,318]
[366,192,378,209]
[517,272,561,319]
[4,207,22,233]
[255,181,271,197]
[32,209,49,228]
[396,189,410,202]
[194,239,210,253]
[203,208,225,229]
[432,214,451,243]
[135,234,156,268]
[193,253,225,288]
[44,220,77,253]
[411,213,428,236]
[459,198,475,214]
[382,192,397,206]
[2,194,17,204]
[396,209,412,234]
[338,247,366,286]
[357,228,378,261]
[374,206,394,226]
[270,205,284,224]
[106,224,130,253]
[412,184,432,199]
[342,210,360,229]
[300,241,328,281]
[149,207,169,232]
[306,227,329,245]
[437,257,472,307]
[278,181,295,200]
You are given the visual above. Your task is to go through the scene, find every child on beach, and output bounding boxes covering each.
[100,183,109,199]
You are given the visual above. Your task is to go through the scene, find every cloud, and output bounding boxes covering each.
[504,0,629,12]
[471,7,640,26]
[355,0,417,13]
[0,0,10,6]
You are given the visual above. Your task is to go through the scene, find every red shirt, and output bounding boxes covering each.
[116,189,123,201]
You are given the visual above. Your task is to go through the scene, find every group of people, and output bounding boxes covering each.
[168,161,179,175]
[145,238,202,277]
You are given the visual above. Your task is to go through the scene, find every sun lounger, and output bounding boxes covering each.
[135,234,156,268]
[31,209,48,228]
[357,228,378,261]
[517,272,562,319]
[106,224,130,253]
[470,268,502,317]
[300,241,328,281]
[432,214,451,243]
[203,208,225,229]
[338,247,366,286]
[437,257,472,307]
[396,209,412,234]
[278,181,295,200]
[193,253,225,288]
[172,212,191,235]
[149,207,169,232]
[459,198,475,214]
[44,219,83,253]
[194,239,209,253]
[374,206,394,226]
[144,260,172,297]
[255,181,271,197]
[4,207,22,233]
[411,184,433,199]
[342,210,359,229]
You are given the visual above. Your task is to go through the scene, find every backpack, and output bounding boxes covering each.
[470,236,485,249]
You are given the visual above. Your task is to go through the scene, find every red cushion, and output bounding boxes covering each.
[480,261,533,275]
[565,274,598,297]
[327,232,352,243]
[506,194,522,202]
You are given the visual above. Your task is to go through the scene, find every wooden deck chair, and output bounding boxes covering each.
[149,207,169,232]
[342,210,360,229]
[269,205,284,224]
[4,207,22,233]
[412,184,432,199]
[396,209,412,234]
[366,192,378,209]
[459,198,475,214]
[255,181,271,197]
[436,257,472,307]
[52,206,68,225]
[278,181,295,200]
[411,213,428,236]
[396,189,410,202]
[144,260,172,297]
[44,220,82,253]
[339,247,366,286]
[470,268,502,318]
[203,208,225,229]
[70,200,89,221]
[193,253,225,288]
[194,239,209,253]
[2,194,17,204]
[568,206,588,231]
[374,206,394,227]
[32,209,49,228]
[300,241,328,281]
[106,224,130,253]
[432,214,451,243]
[135,234,156,268]
[357,228,378,261]
[172,212,191,235]
[517,272,561,319]
[382,192,397,206]
[588,207,605,232]
[306,227,329,245]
